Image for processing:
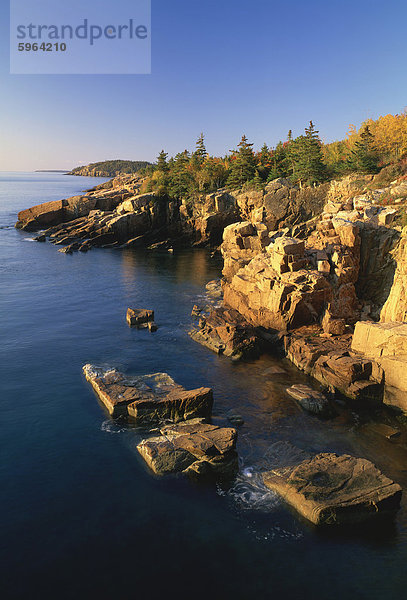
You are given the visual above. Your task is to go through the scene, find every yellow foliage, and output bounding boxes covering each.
[348,112,407,162]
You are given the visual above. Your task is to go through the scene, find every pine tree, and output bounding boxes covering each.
[156,150,168,172]
[267,141,290,181]
[350,125,380,173]
[257,143,272,180]
[194,133,207,164]
[168,150,194,198]
[227,135,256,188]
[290,121,327,185]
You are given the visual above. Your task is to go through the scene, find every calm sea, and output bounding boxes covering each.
[1,172,407,599]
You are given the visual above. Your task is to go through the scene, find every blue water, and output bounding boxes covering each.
[1,173,407,599]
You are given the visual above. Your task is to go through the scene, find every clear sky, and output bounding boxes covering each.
[1,0,406,171]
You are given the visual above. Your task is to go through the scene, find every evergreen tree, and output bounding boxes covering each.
[257,143,272,180]
[194,133,208,164]
[267,141,290,181]
[156,150,168,172]
[227,135,256,188]
[168,150,194,198]
[350,125,380,173]
[251,169,264,190]
[290,121,327,185]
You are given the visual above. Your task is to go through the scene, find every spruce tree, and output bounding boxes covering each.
[267,141,290,181]
[290,121,327,185]
[194,133,208,164]
[156,150,168,172]
[227,135,256,188]
[350,125,380,173]
[257,143,272,180]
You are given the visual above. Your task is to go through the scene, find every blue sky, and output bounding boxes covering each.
[1,0,406,170]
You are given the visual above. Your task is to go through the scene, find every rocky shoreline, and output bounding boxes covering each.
[16,172,407,525]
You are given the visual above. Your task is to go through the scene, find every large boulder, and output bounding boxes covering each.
[190,306,261,360]
[137,419,238,478]
[284,326,383,404]
[116,193,156,214]
[83,365,213,423]
[263,452,402,525]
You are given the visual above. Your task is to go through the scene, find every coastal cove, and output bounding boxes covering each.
[2,173,407,599]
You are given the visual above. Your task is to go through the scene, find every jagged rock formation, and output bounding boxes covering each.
[232,178,328,230]
[16,176,140,231]
[16,176,239,249]
[198,175,407,407]
[263,451,402,525]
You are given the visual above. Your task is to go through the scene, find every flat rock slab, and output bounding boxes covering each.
[126,308,154,327]
[286,384,331,417]
[263,452,402,525]
[137,419,238,479]
[83,364,213,423]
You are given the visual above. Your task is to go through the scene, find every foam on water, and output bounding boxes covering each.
[100,419,130,434]
[223,470,281,512]
[220,441,310,513]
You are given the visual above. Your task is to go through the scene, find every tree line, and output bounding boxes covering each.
[140,111,407,200]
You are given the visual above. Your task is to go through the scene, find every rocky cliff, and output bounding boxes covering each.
[15,174,328,252]
[15,175,240,250]
[16,171,407,410]
[213,175,407,411]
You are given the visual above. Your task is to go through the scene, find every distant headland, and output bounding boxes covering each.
[67,159,151,178]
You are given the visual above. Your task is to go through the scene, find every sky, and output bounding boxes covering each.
[0,0,406,171]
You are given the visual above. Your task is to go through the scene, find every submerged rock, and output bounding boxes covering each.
[137,419,238,478]
[286,384,331,417]
[263,452,402,525]
[83,364,213,423]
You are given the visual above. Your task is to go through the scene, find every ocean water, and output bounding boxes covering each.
[1,172,407,600]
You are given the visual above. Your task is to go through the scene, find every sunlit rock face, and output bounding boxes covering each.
[352,321,407,412]
[381,230,407,323]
